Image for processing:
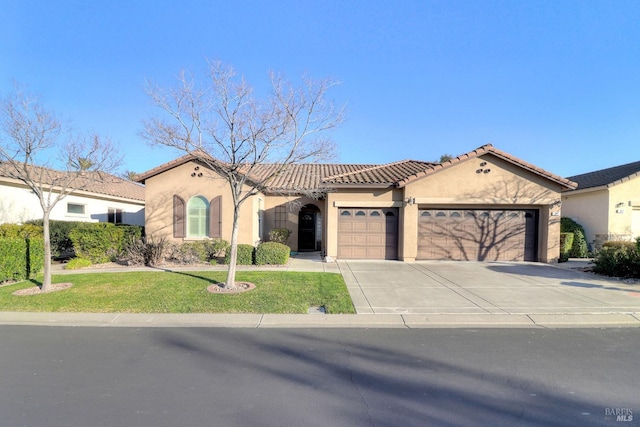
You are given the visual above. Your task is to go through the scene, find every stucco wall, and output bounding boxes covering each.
[0,181,144,226]
[609,176,640,240]
[144,161,256,244]
[562,189,609,248]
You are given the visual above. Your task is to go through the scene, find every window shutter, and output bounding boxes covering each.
[209,196,222,238]
[173,195,185,238]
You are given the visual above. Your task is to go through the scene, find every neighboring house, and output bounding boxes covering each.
[0,163,145,226]
[562,160,640,250]
[136,144,576,263]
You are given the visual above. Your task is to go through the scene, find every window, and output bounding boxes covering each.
[187,196,209,237]
[275,205,287,229]
[370,211,381,217]
[67,203,85,215]
[355,210,366,216]
[341,211,352,216]
[108,208,123,224]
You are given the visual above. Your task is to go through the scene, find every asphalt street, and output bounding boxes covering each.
[1,327,638,427]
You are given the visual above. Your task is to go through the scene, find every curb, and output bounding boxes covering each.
[1,312,639,328]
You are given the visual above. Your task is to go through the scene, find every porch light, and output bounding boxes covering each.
[406,196,415,206]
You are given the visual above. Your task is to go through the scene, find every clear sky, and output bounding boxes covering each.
[2,0,639,178]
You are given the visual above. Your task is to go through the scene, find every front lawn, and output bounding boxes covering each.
[0,271,355,314]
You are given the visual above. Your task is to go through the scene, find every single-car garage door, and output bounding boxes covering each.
[418,209,538,261]
[338,208,398,259]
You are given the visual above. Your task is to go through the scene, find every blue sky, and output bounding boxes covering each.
[2,0,639,178]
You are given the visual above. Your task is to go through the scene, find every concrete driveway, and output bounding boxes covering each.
[338,260,640,316]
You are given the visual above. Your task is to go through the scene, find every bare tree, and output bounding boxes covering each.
[0,84,122,291]
[143,61,343,289]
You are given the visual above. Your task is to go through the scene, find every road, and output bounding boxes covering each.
[1,327,638,427]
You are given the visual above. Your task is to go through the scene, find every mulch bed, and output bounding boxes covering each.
[13,282,73,296]
[207,282,256,294]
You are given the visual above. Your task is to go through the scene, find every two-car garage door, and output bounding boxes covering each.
[417,209,538,261]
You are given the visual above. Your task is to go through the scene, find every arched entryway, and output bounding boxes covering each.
[298,204,322,251]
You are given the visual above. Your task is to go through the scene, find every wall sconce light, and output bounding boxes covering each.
[616,202,625,208]
[406,196,415,206]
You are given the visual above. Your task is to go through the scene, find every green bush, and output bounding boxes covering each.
[69,223,125,263]
[268,228,291,245]
[0,223,43,238]
[602,240,637,251]
[593,246,640,279]
[224,244,255,265]
[560,218,589,258]
[0,236,43,281]
[65,257,93,270]
[28,220,77,257]
[559,232,574,262]
[255,242,290,265]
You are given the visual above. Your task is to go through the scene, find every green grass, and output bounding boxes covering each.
[0,271,355,314]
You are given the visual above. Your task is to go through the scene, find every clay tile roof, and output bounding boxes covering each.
[0,162,145,201]
[566,160,640,190]
[323,160,436,185]
[135,144,576,192]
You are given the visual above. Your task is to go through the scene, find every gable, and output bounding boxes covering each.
[404,153,563,204]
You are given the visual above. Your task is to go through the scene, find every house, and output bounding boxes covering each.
[562,160,640,250]
[0,163,145,226]
[136,144,576,263]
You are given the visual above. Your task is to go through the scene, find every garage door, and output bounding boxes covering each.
[338,208,398,259]
[418,209,538,261]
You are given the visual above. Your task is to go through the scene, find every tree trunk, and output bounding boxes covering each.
[41,211,53,292]
[224,206,241,289]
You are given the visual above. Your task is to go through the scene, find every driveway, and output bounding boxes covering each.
[338,260,640,316]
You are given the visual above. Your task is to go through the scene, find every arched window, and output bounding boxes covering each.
[188,196,209,237]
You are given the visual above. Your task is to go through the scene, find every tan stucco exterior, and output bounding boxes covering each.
[143,161,258,245]
[563,175,640,248]
[141,152,569,263]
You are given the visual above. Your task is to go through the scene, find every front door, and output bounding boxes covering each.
[298,211,316,251]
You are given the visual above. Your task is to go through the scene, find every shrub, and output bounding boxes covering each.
[559,232,574,262]
[560,218,589,258]
[125,236,166,266]
[0,223,43,238]
[27,220,77,257]
[602,240,637,251]
[224,244,255,265]
[593,246,640,279]
[204,238,230,260]
[255,242,290,265]
[268,228,292,245]
[69,223,125,263]
[65,257,93,270]
[165,241,209,264]
[0,236,43,281]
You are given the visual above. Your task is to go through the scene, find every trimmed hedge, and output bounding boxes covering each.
[69,223,143,264]
[560,217,589,258]
[255,242,290,265]
[559,232,574,262]
[224,244,255,265]
[0,236,44,282]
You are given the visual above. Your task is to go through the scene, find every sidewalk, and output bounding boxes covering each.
[3,255,639,329]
